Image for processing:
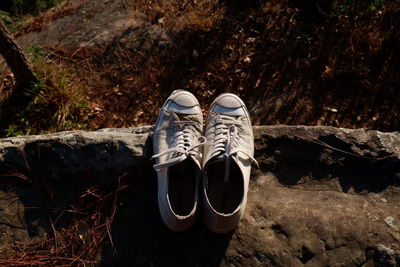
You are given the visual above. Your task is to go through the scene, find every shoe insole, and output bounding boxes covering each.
[206,159,243,214]
[168,158,197,216]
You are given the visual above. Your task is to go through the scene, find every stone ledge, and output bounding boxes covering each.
[0,125,399,266]
[1,125,398,181]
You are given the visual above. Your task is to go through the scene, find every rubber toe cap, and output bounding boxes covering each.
[214,94,243,108]
[171,91,198,107]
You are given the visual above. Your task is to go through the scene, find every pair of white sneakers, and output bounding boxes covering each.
[151,90,258,233]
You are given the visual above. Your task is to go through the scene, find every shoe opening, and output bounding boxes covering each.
[205,158,244,214]
[168,158,198,216]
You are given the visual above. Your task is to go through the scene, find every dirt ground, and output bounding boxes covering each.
[1,0,400,134]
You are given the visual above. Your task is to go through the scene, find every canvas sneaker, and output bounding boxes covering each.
[151,90,205,232]
[202,93,258,233]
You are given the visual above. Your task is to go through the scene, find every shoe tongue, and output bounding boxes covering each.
[208,154,224,164]
[169,153,201,170]
[173,158,193,174]
[188,154,202,170]
[206,154,239,183]
[174,114,202,128]
[176,113,194,120]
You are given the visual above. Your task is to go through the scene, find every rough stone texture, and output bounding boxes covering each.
[0,125,399,266]
[16,0,171,52]
[1,0,172,72]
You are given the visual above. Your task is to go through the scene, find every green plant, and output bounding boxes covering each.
[28,44,45,62]
[0,10,13,25]
[6,0,65,16]
[4,124,24,136]
[3,44,89,136]
[332,0,356,15]
[30,59,88,132]
[370,0,384,11]
[296,32,313,42]
[0,0,66,32]
[0,10,24,32]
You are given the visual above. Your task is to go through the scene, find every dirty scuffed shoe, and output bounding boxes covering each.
[151,90,205,232]
[202,93,258,233]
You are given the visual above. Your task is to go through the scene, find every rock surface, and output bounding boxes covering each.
[16,0,171,53]
[0,125,399,266]
[1,0,171,72]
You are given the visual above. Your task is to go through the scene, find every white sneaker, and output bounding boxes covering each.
[202,93,258,233]
[151,90,205,232]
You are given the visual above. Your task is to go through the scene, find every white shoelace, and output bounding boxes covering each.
[151,119,206,171]
[209,115,259,182]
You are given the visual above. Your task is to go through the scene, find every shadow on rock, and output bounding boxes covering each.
[0,179,50,241]
[256,135,400,193]
[100,135,233,266]
[99,176,233,266]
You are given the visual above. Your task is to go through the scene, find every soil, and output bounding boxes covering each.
[1,0,400,133]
